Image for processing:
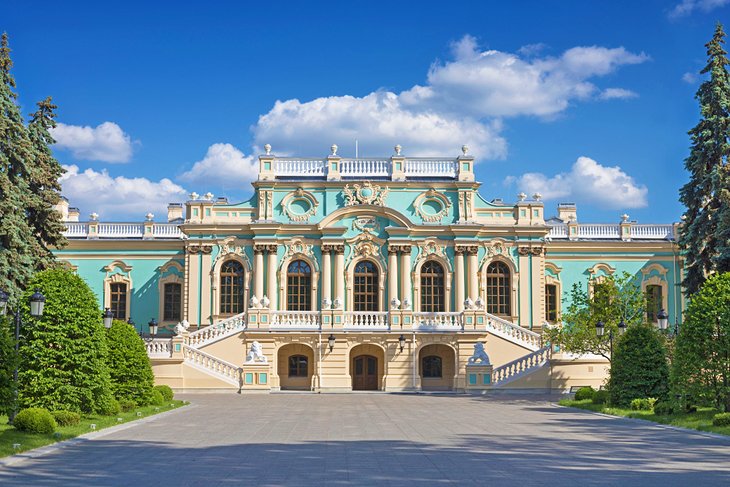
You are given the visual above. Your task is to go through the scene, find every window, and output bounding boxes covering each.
[354,260,378,311]
[646,284,663,323]
[220,260,245,315]
[287,260,312,311]
[545,284,558,322]
[592,281,613,309]
[163,283,182,322]
[110,282,127,320]
[421,261,445,312]
[288,355,308,377]
[422,356,442,378]
[486,262,511,316]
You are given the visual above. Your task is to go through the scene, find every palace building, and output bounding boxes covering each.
[53,145,683,392]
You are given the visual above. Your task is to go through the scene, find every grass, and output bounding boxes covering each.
[559,398,730,436]
[0,400,187,458]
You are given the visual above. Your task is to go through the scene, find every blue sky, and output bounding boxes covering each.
[5,0,729,222]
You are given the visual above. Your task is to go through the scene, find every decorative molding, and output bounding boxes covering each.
[343,182,389,207]
[544,262,563,275]
[456,245,478,256]
[352,216,380,234]
[414,188,452,223]
[279,238,319,272]
[103,260,132,273]
[187,244,213,255]
[587,262,616,278]
[159,260,184,275]
[282,187,319,222]
[518,246,544,256]
[413,239,453,272]
[641,263,668,279]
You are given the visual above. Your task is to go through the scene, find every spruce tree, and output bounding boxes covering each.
[679,23,730,295]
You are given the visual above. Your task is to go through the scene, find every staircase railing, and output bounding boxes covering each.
[182,345,241,387]
[485,313,542,351]
[492,346,551,386]
[185,313,246,348]
[145,338,172,358]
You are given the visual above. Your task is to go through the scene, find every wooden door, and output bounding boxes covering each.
[353,355,378,390]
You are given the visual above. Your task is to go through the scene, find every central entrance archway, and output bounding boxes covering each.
[349,344,385,391]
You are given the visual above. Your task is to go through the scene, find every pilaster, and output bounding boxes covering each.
[454,246,465,311]
[253,245,265,300]
[266,244,278,310]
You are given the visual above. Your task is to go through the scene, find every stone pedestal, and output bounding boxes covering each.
[241,363,271,392]
[465,364,493,390]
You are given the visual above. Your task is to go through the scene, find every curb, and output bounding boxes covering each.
[556,402,730,443]
[0,403,195,469]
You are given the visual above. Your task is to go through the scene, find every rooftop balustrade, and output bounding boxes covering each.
[62,222,183,240]
[547,222,676,241]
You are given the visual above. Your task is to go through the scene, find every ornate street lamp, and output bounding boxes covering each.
[398,334,406,352]
[127,317,135,327]
[102,308,114,329]
[148,318,159,337]
[657,308,669,332]
[327,333,336,352]
[29,290,46,318]
[596,319,625,359]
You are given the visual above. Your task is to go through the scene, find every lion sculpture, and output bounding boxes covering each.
[245,340,268,364]
[467,342,490,365]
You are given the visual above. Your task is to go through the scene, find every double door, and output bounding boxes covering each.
[353,355,378,390]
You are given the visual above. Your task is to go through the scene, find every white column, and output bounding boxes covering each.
[455,247,465,311]
[267,245,278,310]
[254,245,264,300]
[322,246,332,306]
[400,245,412,309]
[388,247,398,306]
[467,246,478,302]
[334,245,345,307]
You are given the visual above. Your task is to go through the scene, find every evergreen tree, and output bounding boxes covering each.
[26,97,67,267]
[0,317,17,416]
[0,33,38,302]
[679,23,730,295]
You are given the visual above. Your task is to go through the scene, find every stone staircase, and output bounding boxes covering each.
[491,346,551,387]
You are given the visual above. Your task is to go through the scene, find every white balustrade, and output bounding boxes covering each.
[97,223,144,238]
[183,345,241,386]
[412,312,462,331]
[344,312,390,330]
[631,224,674,240]
[275,158,327,176]
[577,224,620,239]
[404,158,458,178]
[145,338,172,358]
[185,313,246,348]
[492,346,550,386]
[270,311,321,329]
[546,225,567,239]
[547,223,674,241]
[152,224,183,238]
[485,313,542,351]
[64,222,88,237]
[340,159,390,177]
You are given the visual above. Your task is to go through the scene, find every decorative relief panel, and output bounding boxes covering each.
[414,189,451,223]
[212,237,252,270]
[281,188,319,222]
[343,182,389,206]
[280,238,319,271]
[477,240,516,269]
[352,216,380,234]
[414,238,453,271]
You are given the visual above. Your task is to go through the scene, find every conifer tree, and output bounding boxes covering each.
[679,23,730,295]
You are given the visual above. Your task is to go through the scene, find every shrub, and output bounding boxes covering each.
[97,397,121,416]
[150,389,165,406]
[154,385,174,402]
[105,320,155,406]
[0,317,17,417]
[630,398,657,411]
[119,399,137,412]
[712,412,730,426]
[17,269,113,414]
[51,410,81,426]
[574,386,595,401]
[592,390,609,405]
[13,407,57,434]
[653,401,674,415]
[608,324,669,407]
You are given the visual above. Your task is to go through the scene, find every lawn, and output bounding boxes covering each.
[559,399,730,436]
[0,400,187,458]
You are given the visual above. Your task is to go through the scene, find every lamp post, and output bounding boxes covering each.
[327,334,335,352]
[148,318,159,338]
[0,288,46,422]
[102,308,114,329]
[596,318,626,360]
[398,334,406,352]
[657,308,669,332]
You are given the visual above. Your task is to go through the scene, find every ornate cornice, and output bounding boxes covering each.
[343,182,389,207]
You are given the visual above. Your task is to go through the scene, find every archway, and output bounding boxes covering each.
[418,344,456,391]
[349,343,385,391]
[277,343,315,391]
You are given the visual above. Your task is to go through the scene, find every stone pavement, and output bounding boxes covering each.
[1,393,730,486]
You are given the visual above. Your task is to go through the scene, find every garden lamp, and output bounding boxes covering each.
[148,318,159,337]
[595,320,605,337]
[29,289,46,318]
[618,319,627,335]
[657,308,668,331]
[327,333,336,352]
[103,308,114,329]
[398,334,406,352]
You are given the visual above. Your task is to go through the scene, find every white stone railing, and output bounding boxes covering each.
[547,223,675,240]
[182,345,241,387]
[341,159,390,177]
[344,311,390,330]
[492,346,550,386]
[404,158,458,178]
[63,222,182,239]
[270,311,321,329]
[275,158,327,177]
[145,338,172,358]
[485,313,542,351]
[578,224,620,239]
[412,312,462,331]
[631,224,674,239]
[185,313,246,348]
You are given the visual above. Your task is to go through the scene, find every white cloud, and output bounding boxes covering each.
[509,156,648,209]
[60,165,187,220]
[669,0,729,18]
[179,143,258,187]
[251,37,646,159]
[51,122,134,163]
[682,72,698,84]
[599,88,639,100]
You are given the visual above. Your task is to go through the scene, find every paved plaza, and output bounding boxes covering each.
[1,393,730,486]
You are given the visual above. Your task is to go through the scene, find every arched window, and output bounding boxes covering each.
[421,261,445,312]
[422,356,442,378]
[110,282,127,320]
[287,260,312,311]
[220,260,245,315]
[486,261,511,316]
[354,260,378,311]
[646,284,663,323]
[288,355,308,377]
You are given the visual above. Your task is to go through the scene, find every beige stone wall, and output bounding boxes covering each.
[418,344,456,391]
